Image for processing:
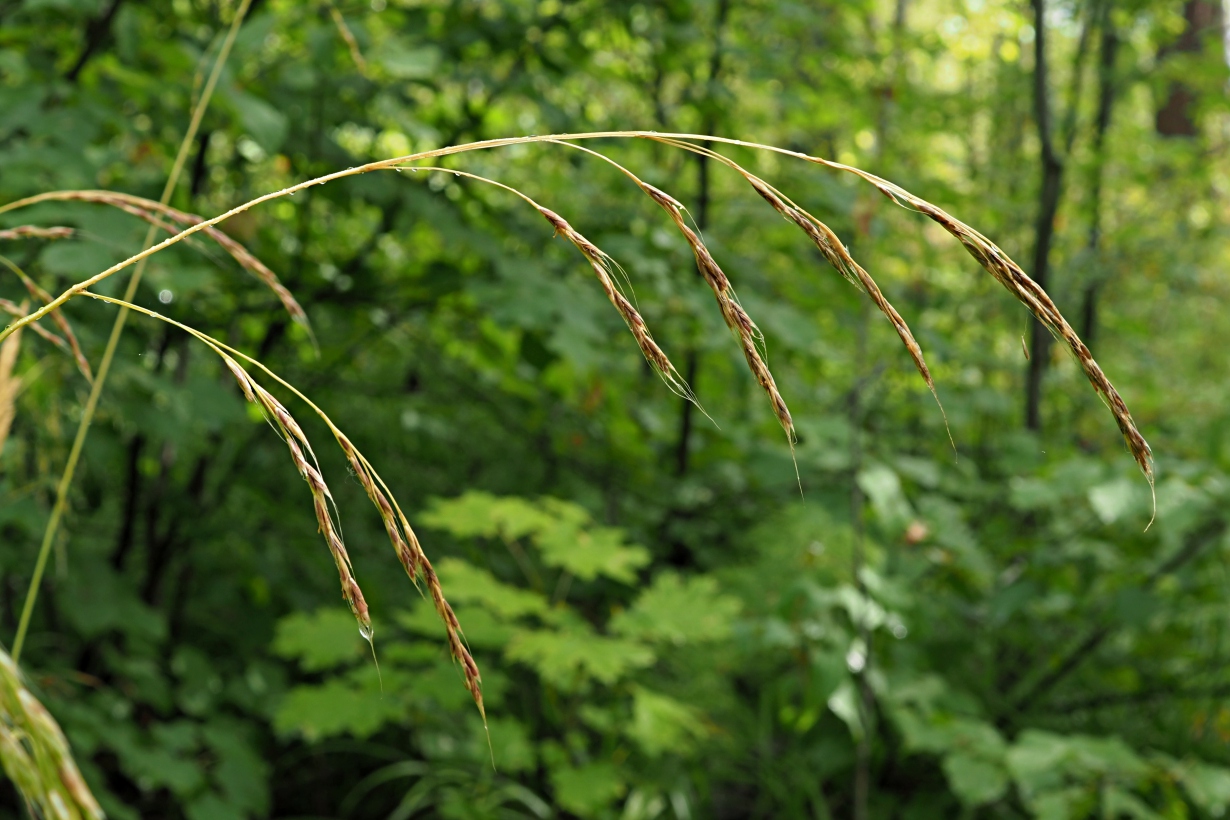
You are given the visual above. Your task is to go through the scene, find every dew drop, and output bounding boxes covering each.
[359,624,373,641]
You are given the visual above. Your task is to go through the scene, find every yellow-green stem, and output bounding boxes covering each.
[11,0,253,662]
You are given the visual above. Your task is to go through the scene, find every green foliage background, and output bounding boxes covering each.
[2,0,1230,816]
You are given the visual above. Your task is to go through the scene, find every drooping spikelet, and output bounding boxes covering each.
[835,166,1152,481]
[335,432,484,718]
[537,206,691,401]
[640,182,794,441]
[220,355,371,637]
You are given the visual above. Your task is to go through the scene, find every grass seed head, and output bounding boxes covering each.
[537,206,689,398]
[641,182,795,441]
[221,355,371,636]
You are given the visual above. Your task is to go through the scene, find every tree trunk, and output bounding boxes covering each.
[1156,0,1223,137]
[1025,0,1064,432]
[1080,19,1118,351]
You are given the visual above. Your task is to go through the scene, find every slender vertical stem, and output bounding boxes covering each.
[850,301,872,820]
[11,0,254,662]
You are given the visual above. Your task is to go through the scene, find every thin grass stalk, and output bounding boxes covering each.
[9,0,253,663]
[326,0,369,76]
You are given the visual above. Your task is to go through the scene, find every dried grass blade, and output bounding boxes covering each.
[0,650,104,820]
[218,354,370,635]
[389,166,691,406]
[10,191,312,344]
[334,431,484,719]
[0,255,92,384]
[0,227,74,241]
[647,138,951,443]
[0,307,22,455]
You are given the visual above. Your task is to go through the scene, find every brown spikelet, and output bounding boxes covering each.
[334,432,483,717]
[220,355,371,637]
[743,175,938,403]
[335,434,419,582]
[641,182,795,441]
[0,226,74,242]
[21,191,311,341]
[0,257,93,383]
[537,207,689,400]
[840,171,1153,481]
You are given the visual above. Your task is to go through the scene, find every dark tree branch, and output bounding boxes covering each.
[1024,0,1064,431]
[189,130,212,199]
[110,434,145,570]
[65,0,125,83]
[1024,0,1098,430]
[675,0,730,477]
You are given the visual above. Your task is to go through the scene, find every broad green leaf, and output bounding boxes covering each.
[610,572,740,644]
[550,762,625,817]
[429,557,548,618]
[1102,786,1163,819]
[506,623,654,688]
[421,491,554,540]
[942,752,1009,807]
[628,687,707,757]
[184,793,241,820]
[827,679,864,742]
[273,679,405,741]
[856,464,914,530]
[535,519,649,583]
[1088,477,1138,524]
[272,608,367,671]
[1174,759,1230,815]
[398,602,518,650]
[373,37,441,79]
[227,89,288,152]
